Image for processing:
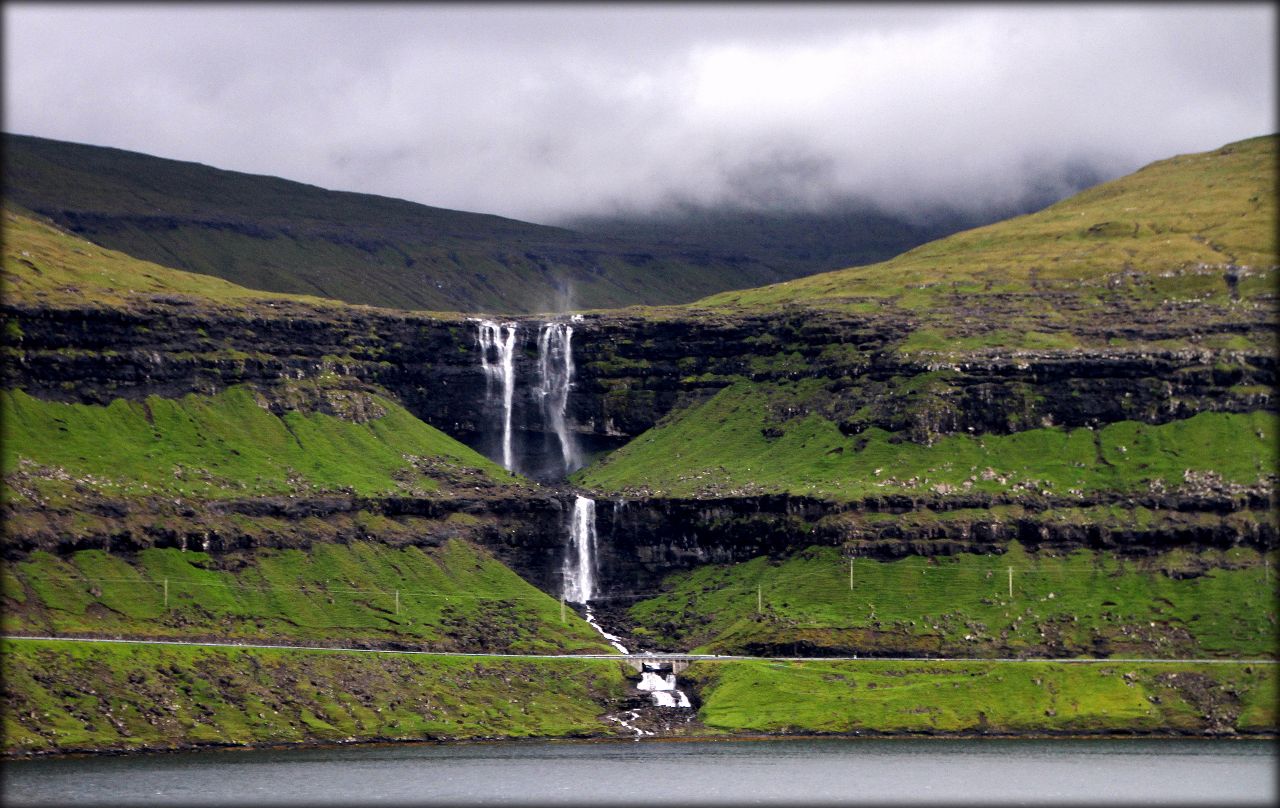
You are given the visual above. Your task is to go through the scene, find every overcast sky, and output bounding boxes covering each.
[3,3,1275,224]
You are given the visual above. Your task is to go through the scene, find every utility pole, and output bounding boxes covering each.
[395,589,400,615]
[560,594,566,624]
[1008,567,1013,599]
[757,585,763,614]
[849,558,854,591]
[163,578,168,609]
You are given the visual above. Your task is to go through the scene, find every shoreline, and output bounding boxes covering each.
[8,726,1276,762]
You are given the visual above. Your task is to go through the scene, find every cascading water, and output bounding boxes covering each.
[476,320,518,472]
[563,496,597,605]
[637,669,692,708]
[537,322,580,476]
[565,496,690,710]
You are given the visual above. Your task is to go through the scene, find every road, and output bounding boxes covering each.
[3,635,1273,664]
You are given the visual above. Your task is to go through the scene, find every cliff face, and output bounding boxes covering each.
[5,296,1274,601]
[7,301,1271,447]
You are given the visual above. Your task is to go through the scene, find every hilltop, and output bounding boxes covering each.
[695,135,1276,344]
[6,133,991,315]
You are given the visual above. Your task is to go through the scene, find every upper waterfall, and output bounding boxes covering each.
[537,322,581,477]
[476,320,518,472]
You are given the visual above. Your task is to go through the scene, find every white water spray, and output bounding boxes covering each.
[537,322,580,476]
[563,496,597,604]
[637,670,692,708]
[563,496,691,711]
[476,320,518,471]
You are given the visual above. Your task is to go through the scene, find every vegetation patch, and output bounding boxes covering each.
[3,540,611,654]
[686,658,1276,736]
[1,639,632,755]
[626,543,1278,658]
[576,380,1275,500]
[2,385,521,505]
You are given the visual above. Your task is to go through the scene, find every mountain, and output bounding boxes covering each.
[699,135,1277,322]
[3,133,807,313]
[559,177,1102,284]
[2,135,1275,754]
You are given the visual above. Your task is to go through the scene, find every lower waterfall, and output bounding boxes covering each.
[564,495,690,711]
[562,496,597,604]
[637,670,692,708]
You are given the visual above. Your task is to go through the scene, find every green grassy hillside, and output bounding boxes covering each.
[575,138,1276,507]
[687,658,1275,736]
[622,543,1277,659]
[2,540,607,654]
[2,385,522,507]
[2,208,337,311]
[1,639,631,755]
[695,136,1276,354]
[575,379,1275,500]
[3,133,813,313]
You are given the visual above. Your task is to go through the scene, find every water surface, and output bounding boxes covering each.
[4,737,1275,806]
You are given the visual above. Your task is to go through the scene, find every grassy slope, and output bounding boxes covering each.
[699,136,1277,327]
[1,639,631,755]
[578,139,1276,499]
[624,543,1277,658]
[576,379,1275,500]
[2,541,608,654]
[1,385,525,506]
[2,208,343,311]
[3,640,1271,756]
[687,658,1275,736]
[3,133,801,313]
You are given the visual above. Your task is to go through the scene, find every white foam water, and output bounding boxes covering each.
[584,607,629,655]
[537,322,580,476]
[562,496,597,604]
[563,495,690,710]
[476,320,518,471]
[637,670,691,708]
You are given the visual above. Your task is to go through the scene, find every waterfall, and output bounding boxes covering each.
[563,496,597,604]
[476,320,518,471]
[563,495,691,710]
[637,668,692,708]
[537,322,580,476]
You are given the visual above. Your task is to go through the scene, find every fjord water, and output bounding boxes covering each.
[6,739,1274,806]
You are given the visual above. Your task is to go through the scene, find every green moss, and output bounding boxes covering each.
[2,385,518,503]
[628,543,1278,658]
[5,540,612,654]
[1,638,632,754]
[576,380,1275,500]
[687,658,1275,735]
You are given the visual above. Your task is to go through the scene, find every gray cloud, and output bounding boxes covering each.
[3,3,1274,224]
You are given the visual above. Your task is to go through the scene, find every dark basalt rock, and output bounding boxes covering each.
[4,301,1272,453]
[2,297,1275,595]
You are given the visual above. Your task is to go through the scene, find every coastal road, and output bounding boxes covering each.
[4,635,1274,665]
